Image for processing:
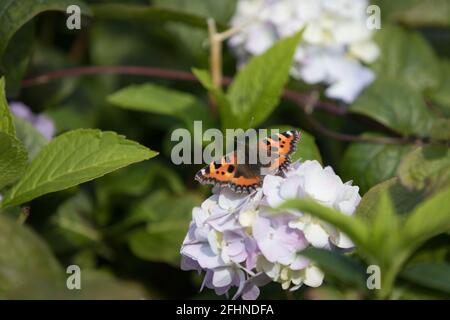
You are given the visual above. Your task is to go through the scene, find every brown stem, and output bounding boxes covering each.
[20,66,345,115]
[20,66,422,145]
[303,113,414,145]
[208,19,222,90]
[21,66,199,86]
[283,89,347,116]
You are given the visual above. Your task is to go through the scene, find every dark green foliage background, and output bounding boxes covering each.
[0,0,449,299]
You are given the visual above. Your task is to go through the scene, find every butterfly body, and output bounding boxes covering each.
[195,130,300,193]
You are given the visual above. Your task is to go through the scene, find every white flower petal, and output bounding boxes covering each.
[218,188,248,210]
[239,210,257,227]
[245,24,276,55]
[213,268,233,288]
[207,231,220,255]
[229,0,378,103]
[279,176,302,199]
[290,255,310,270]
[349,41,380,63]
[304,265,324,287]
[303,223,330,248]
[332,232,354,249]
[262,175,284,207]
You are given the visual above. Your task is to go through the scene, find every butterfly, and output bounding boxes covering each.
[195,130,300,193]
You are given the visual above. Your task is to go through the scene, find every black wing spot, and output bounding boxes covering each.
[227,165,235,173]
[281,132,290,138]
[214,162,221,170]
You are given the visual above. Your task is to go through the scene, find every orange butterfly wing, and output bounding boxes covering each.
[195,152,261,193]
[259,130,300,174]
[195,130,300,193]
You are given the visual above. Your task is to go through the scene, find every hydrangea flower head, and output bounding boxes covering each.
[229,0,379,103]
[180,160,361,299]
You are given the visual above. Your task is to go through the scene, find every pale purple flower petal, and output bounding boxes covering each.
[9,102,55,139]
[213,268,233,288]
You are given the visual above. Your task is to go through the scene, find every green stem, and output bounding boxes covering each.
[16,206,30,225]
[376,252,411,299]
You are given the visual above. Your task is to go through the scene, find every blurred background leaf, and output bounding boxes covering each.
[342,134,413,193]
[374,0,450,27]
[350,79,436,137]
[398,146,450,190]
[372,25,440,92]
[401,262,450,294]
[0,0,449,300]
[127,191,200,267]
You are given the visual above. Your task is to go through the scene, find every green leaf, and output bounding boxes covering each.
[226,30,303,128]
[6,267,150,299]
[398,146,450,190]
[294,131,322,163]
[0,215,63,297]
[92,3,226,31]
[68,271,150,299]
[350,78,435,137]
[430,59,450,117]
[394,283,450,300]
[96,162,155,199]
[1,21,35,96]
[374,0,450,27]
[0,0,91,59]
[401,262,450,294]
[367,190,400,262]
[192,68,234,129]
[152,0,236,25]
[150,0,236,61]
[2,129,158,207]
[356,178,428,220]
[277,199,369,250]
[430,118,450,141]
[406,234,450,265]
[300,247,367,289]
[0,77,15,136]
[13,115,48,161]
[47,191,99,253]
[46,105,94,133]
[108,83,212,131]
[127,191,200,266]
[0,132,28,190]
[108,83,197,115]
[372,25,440,92]
[341,135,413,193]
[23,44,79,108]
[95,161,185,226]
[402,185,450,252]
